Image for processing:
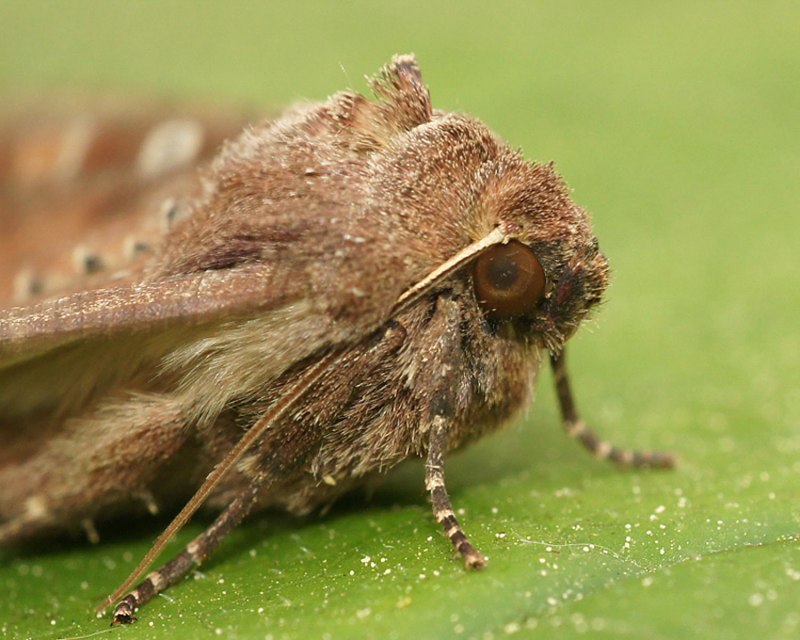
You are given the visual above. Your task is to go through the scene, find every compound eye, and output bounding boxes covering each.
[473,241,546,319]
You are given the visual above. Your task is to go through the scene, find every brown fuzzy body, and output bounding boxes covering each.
[0,57,617,617]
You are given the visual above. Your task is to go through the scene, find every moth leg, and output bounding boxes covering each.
[425,416,486,569]
[111,482,261,624]
[419,295,486,568]
[550,349,676,468]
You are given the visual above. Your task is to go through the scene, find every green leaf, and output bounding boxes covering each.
[2,2,798,639]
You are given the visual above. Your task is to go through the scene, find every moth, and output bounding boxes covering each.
[0,55,674,624]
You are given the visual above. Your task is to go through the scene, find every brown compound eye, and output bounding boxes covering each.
[473,241,546,319]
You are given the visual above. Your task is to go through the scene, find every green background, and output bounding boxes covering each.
[1,2,798,639]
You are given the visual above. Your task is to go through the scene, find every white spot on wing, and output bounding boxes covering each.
[159,197,188,231]
[12,267,42,302]
[55,117,95,181]
[123,235,153,261]
[137,118,204,178]
[72,244,104,274]
[24,495,49,520]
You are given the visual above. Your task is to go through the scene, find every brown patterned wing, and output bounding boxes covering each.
[0,101,282,364]
[0,100,250,303]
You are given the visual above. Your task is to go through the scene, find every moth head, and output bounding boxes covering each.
[360,56,610,352]
[390,155,609,354]
[459,149,610,352]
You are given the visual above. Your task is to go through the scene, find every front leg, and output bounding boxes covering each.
[551,349,676,468]
[425,414,486,569]
[418,294,486,568]
[111,480,263,624]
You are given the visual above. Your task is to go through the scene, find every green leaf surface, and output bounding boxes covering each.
[1,2,798,639]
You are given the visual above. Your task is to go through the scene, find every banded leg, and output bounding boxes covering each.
[112,481,261,624]
[550,349,675,469]
[425,415,486,569]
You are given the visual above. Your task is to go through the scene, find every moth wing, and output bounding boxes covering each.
[0,99,250,302]
[0,268,333,434]
[0,101,263,363]
[0,264,288,366]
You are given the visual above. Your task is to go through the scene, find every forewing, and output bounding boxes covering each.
[0,264,290,365]
[0,99,251,302]
[0,102,267,360]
